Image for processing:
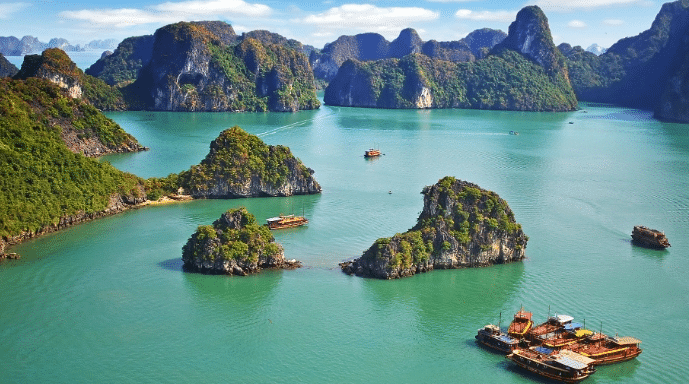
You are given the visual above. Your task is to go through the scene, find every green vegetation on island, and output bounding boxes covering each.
[146,126,321,199]
[325,6,577,112]
[182,207,299,275]
[210,38,320,112]
[85,35,155,87]
[342,177,528,279]
[15,48,126,111]
[0,77,144,242]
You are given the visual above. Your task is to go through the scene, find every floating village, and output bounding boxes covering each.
[476,308,643,383]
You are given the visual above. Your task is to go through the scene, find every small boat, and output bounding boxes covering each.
[527,314,575,345]
[475,324,519,354]
[266,214,308,230]
[508,308,533,339]
[364,148,381,158]
[631,225,670,249]
[569,333,642,365]
[509,131,519,135]
[506,347,596,383]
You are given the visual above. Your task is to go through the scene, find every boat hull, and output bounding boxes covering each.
[506,352,593,383]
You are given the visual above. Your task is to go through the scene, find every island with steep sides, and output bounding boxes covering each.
[341,177,528,279]
[324,6,576,112]
[182,207,300,275]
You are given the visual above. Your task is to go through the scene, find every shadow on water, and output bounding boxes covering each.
[159,258,184,272]
[629,240,668,261]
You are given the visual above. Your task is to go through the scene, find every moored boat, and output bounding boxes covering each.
[506,347,596,383]
[527,314,575,345]
[569,333,642,365]
[364,148,381,158]
[631,225,670,249]
[266,214,308,230]
[542,323,593,349]
[475,324,519,354]
[508,308,533,339]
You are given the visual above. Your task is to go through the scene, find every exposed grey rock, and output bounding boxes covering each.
[341,177,528,279]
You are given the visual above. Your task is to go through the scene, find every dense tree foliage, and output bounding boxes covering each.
[361,177,526,270]
[0,78,143,239]
[174,126,314,195]
[182,207,279,265]
[325,50,577,111]
[14,48,126,111]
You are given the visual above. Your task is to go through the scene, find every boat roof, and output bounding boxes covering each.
[498,335,518,345]
[563,322,582,330]
[573,329,594,338]
[534,346,553,355]
[613,336,642,345]
[555,350,595,370]
[483,324,500,332]
[552,314,574,324]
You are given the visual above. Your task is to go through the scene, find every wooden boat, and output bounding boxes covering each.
[631,225,670,249]
[506,347,596,383]
[569,333,642,365]
[364,148,381,158]
[542,324,593,349]
[475,324,519,354]
[508,308,533,339]
[266,214,308,230]
[527,314,575,345]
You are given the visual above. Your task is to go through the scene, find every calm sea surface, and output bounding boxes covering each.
[1,101,688,383]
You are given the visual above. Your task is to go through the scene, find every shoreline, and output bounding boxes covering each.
[0,194,195,258]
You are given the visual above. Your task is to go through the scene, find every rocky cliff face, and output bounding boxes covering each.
[177,126,321,198]
[130,21,319,112]
[182,207,300,275]
[493,6,567,74]
[341,177,527,279]
[563,0,689,119]
[324,7,577,112]
[311,28,505,83]
[0,53,18,78]
[655,20,689,121]
[14,48,127,111]
[86,35,155,86]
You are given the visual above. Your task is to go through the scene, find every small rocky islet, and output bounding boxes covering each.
[182,207,300,276]
[341,177,528,279]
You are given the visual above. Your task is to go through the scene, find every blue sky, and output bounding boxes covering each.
[0,0,664,50]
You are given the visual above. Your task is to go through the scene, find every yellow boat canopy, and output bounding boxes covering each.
[574,329,594,338]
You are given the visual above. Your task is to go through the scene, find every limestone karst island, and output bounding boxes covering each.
[341,177,528,279]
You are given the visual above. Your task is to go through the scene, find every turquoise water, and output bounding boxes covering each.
[1,102,688,383]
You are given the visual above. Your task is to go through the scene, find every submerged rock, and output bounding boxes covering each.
[341,177,528,279]
[182,207,301,275]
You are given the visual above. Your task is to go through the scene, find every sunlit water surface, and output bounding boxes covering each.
[2,101,688,383]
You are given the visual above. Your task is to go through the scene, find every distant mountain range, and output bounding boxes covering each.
[5,0,689,121]
[0,36,118,56]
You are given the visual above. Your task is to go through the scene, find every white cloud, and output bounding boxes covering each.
[455,9,517,22]
[296,4,439,32]
[0,2,29,19]
[567,20,587,28]
[60,0,272,27]
[426,0,480,2]
[154,0,270,17]
[532,0,643,12]
[603,19,624,26]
